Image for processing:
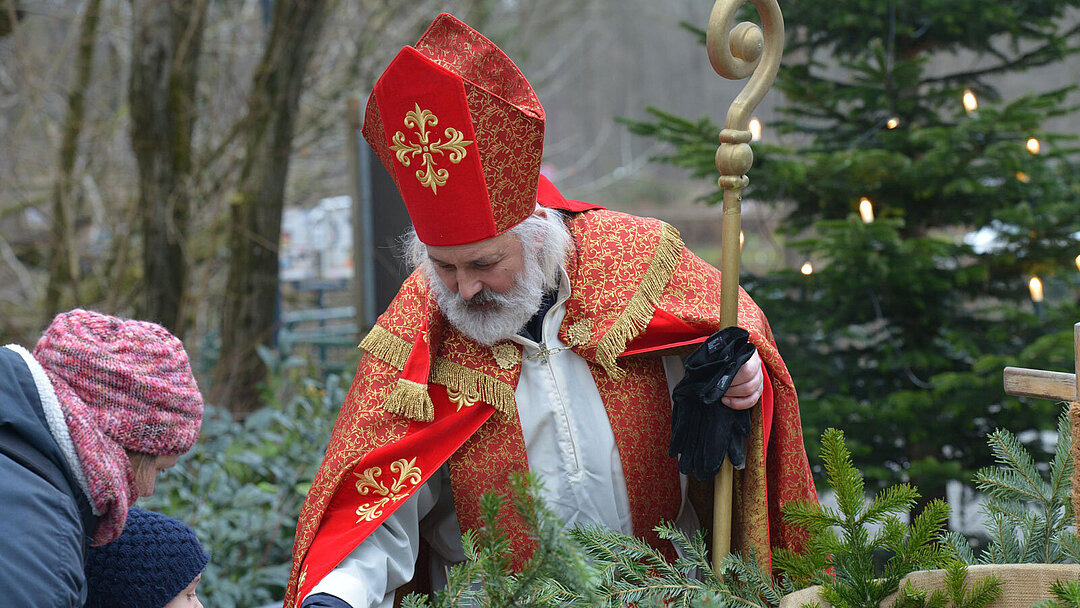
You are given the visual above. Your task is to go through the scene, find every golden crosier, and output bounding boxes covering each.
[705,0,785,570]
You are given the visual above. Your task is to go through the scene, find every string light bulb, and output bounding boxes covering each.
[859,197,875,223]
[1016,171,1031,183]
[962,89,978,114]
[749,117,762,142]
[1075,253,1080,273]
[800,261,814,276]
[1027,138,1041,154]
[886,117,900,129]
[739,230,745,250]
[1028,276,1044,303]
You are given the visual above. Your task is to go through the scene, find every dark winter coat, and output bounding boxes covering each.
[0,345,97,607]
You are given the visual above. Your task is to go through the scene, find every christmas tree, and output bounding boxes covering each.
[624,1,1080,513]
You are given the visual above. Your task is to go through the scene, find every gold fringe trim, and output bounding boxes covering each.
[596,222,684,379]
[359,324,411,371]
[382,378,435,422]
[431,357,517,417]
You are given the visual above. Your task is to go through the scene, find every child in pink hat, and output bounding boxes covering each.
[0,309,204,608]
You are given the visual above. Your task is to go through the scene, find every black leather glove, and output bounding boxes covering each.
[669,326,757,481]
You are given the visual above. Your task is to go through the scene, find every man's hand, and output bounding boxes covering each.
[721,349,763,410]
[669,327,758,479]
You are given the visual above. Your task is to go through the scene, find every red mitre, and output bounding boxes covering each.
[362,13,545,246]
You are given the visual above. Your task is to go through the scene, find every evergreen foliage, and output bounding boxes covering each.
[401,472,792,607]
[892,561,1003,608]
[622,0,1080,506]
[942,410,1078,565]
[402,428,1012,607]
[1036,579,1080,608]
[775,428,954,606]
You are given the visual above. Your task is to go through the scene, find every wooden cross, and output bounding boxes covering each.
[1002,322,1080,525]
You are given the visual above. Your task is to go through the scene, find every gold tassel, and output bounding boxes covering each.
[431,358,517,417]
[359,324,411,370]
[381,379,434,422]
[596,222,684,378]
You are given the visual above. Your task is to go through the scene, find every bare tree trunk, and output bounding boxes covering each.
[213,0,330,414]
[44,0,101,322]
[128,0,208,333]
[0,1,22,38]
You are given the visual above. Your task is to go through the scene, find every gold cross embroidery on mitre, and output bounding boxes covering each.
[389,103,472,194]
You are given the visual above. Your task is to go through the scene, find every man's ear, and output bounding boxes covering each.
[529,207,547,248]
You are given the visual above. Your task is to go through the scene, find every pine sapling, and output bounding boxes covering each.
[774,428,952,607]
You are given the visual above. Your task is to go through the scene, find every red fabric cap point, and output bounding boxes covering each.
[362,13,545,246]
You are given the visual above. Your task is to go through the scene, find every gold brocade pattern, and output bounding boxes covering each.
[568,319,592,346]
[448,404,535,571]
[733,406,771,564]
[359,271,438,374]
[560,211,683,377]
[590,357,681,558]
[465,84,544,234]
[414,17,543,118]
[371,271,433,345]
[389,104,472,194]
[361,100,399,191]
[491,342,520,370]
[433,321,521,416]
[354,457,424,522]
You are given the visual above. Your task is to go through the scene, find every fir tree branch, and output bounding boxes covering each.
[922,22,1080,86]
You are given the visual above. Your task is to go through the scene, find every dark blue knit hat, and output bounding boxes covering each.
[85,507,209,608]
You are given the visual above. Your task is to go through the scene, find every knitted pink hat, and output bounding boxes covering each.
[33,309,204,545]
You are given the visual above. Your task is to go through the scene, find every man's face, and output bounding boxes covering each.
[425,230,527,302]
[424,229,546,346]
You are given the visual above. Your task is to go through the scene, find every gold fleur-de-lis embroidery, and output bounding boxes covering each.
[447,385,480,411]
[354,457,423,522]
[389,103,472,193]
[298,566,307,590]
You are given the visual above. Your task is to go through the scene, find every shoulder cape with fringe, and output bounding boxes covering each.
[284,178,816,607]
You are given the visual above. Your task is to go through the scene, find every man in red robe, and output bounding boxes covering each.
[285,13,816,608]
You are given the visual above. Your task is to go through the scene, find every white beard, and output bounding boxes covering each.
[425,244,547,346]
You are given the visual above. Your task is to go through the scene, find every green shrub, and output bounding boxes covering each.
[144,348,349,608]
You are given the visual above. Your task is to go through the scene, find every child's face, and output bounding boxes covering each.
[163,573,203,608]
[133,454,181,499]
